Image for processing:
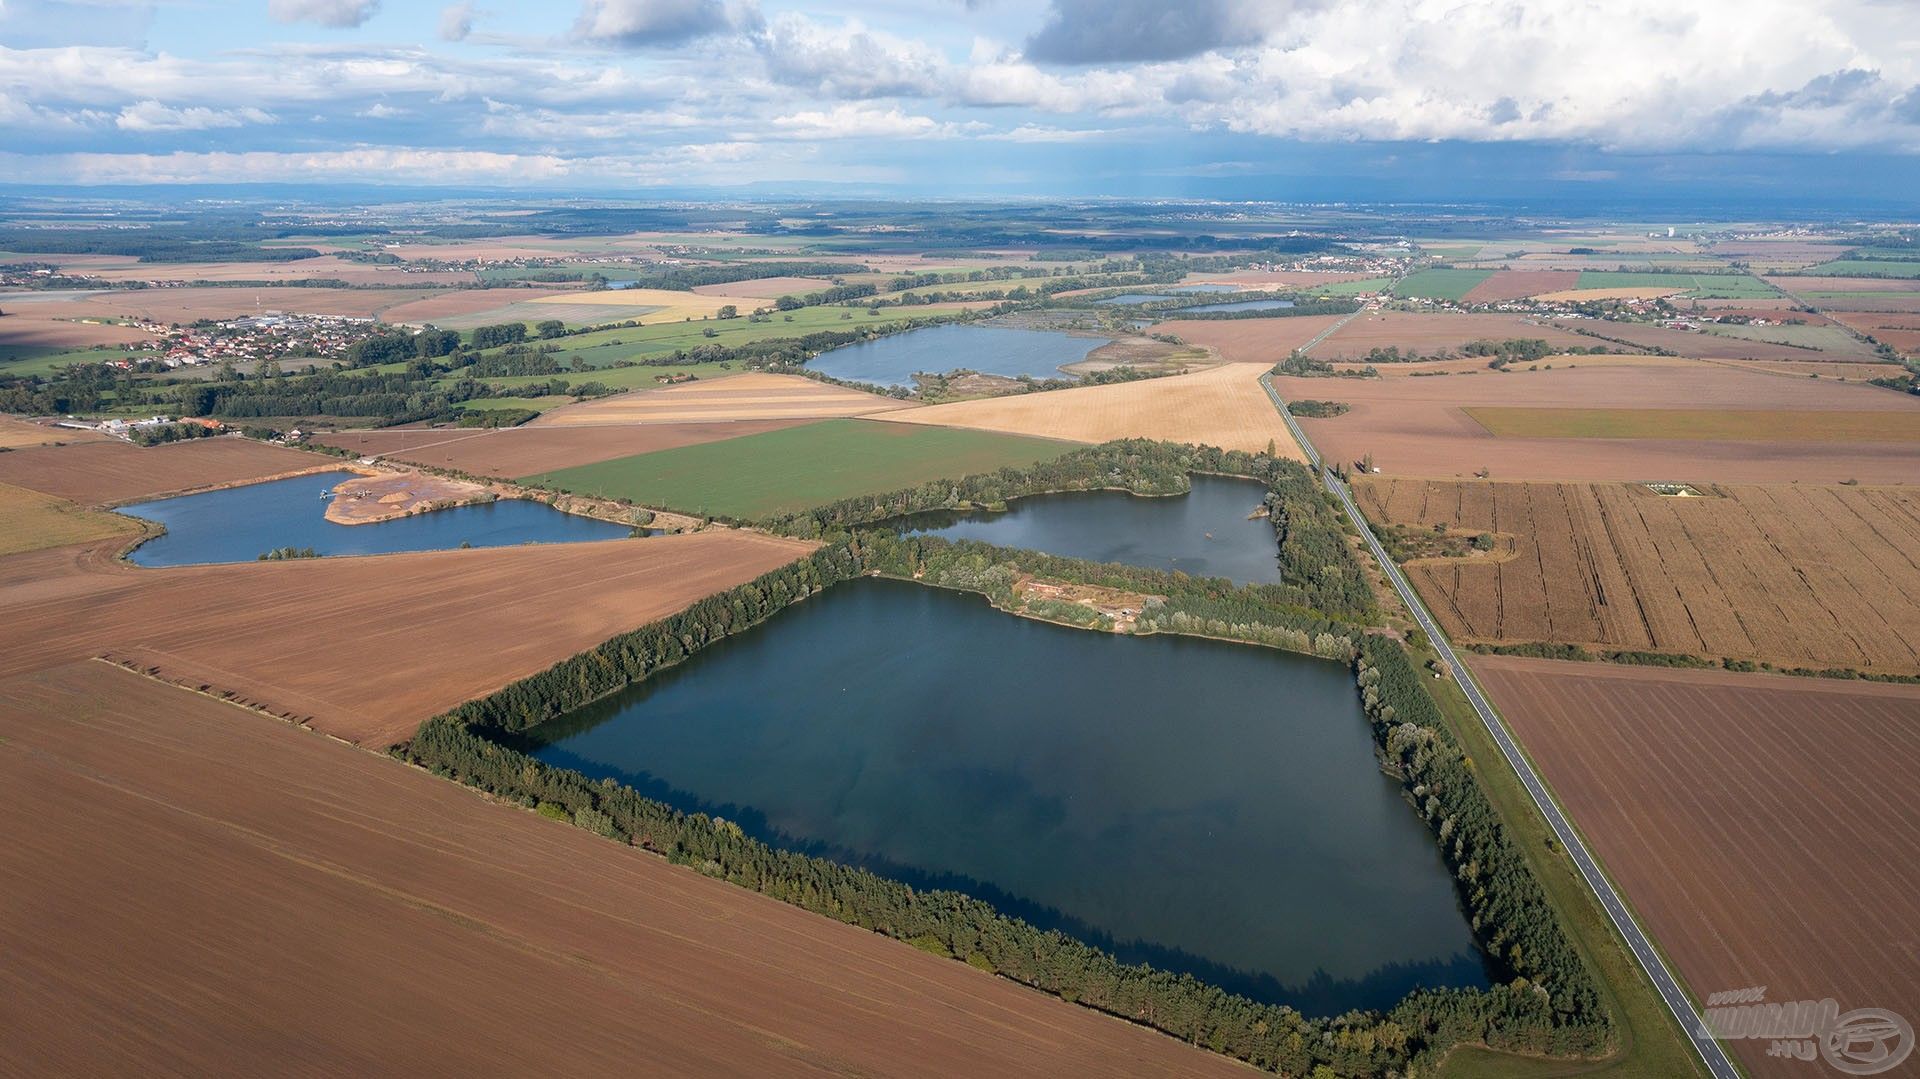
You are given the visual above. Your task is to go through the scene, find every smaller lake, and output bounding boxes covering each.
[120,472,633,567]
[807,324,1109,389]
[1180,299,1297,313]
[902,474,1281,585]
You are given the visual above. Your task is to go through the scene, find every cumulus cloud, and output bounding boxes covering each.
[572,0,733,47]
[437,1,474,41]
[1026,0,1292,64]
[268,0,379,28]
[768,103,966,141]
[755,13,944,98]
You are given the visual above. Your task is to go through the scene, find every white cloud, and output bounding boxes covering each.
[437,1,474,42]
[268,0,379,29]
[755,14,945,98]
[572,0,734,47]
[768,103,967,141]
[114,99,273,131]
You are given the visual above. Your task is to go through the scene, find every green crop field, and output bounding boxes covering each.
[1309,277,1395,296]
[524,418,1074,519]
[0,347,146,376]
[1574,270,1777,298]
[1393,268,1493,300]
[1800,259,1920,279]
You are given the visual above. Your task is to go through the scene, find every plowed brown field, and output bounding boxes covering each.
[377,287,574,324]
[1315,312,1593,359]
[1548,319,1866,361]
[1275,360,1920,483]
[0,530,815,746]
[1459,270,1578,303]
[1151,315,1345,364]
[26,286,432,323]
[0,438,326,505]
[874,363,1307,457]
[530,372,903,426]
[0,661,1245,1079]
[1471,656,1920,1079]
[1358,478,1920,672]
[0,314,153,354]
[317,419,811,477]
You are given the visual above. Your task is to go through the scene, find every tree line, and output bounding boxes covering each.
[398,545,1611,1075]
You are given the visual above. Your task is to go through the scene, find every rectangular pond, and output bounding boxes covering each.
[528,577,1489,1015]
[900,474,1285,585]
[1179,299,1297,313]
[806,323,1109,389]
[119,471,634,567]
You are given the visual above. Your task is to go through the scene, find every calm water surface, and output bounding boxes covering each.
[807,323,1109,389]
[1180,298,1297,313]
[531,578,1489,1014]
[903,474,1283,585]
[121,471,632,566]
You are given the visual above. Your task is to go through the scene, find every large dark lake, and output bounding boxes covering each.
[902,474,1284,585]
[120,471,632,567]
[530,577,1488,1014]
[807,323,1109,389]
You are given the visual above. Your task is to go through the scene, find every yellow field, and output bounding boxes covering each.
[525,288,757,324]
[0,482,143,556]
[872,363,1307,458]
[0,417,106,449]
[1530,287,1687,301]
[530,372,906,426]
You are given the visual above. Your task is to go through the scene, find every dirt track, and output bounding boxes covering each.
[0,661,1246,1079]
[1472,655,1920,1079]
[0,531,815,747]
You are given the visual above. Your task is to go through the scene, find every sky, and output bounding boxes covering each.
[2,0,1919,205]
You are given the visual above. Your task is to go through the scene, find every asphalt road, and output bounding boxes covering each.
[1261,375,1739,1079]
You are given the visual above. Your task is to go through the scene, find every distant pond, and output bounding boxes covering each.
[119,471,632,567]
[1179,298,1297,313]
[901,474,1283,585]
[529,577,1489,1015]
[806,323,1111,389]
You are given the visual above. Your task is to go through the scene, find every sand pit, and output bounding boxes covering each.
[531,373,903,427]
[323,471,493,524]
[0,661,1244,1079]
[1152,315,1346,364]
[1275,360,1920,484]
[1471,656,1920,1079]
[0,530,817,747]
[873,363,1306,458]
[1314,312,1594,359]
[317,419,814,478]
[0,438,328,506]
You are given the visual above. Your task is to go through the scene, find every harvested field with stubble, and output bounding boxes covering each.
[1275,360,1920,483]
[0,415,108,448]
[690,275,832,297]
[23,286,434,323]
[1358,477,1920,672]
[376,287,575,324]
[876,363,1307,457]
[530,372,904,426]
[1464,406,1920,442]
[0,314,154,357]
[1136,316,1345,364]
[0,437,326,506]
[0,661,1245,1079]
[0,530,816,747]
[1313,311,1593,359]
[0,482,143,556]
[1470,656,1920,1079]
[317,419,812,477]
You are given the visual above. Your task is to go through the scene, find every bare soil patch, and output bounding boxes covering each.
[1470,655,1920,1079]
[0,530,816,747]
[1275,360,1920,483]
[1316,312,1593,359]
[0,438,326,506]
[875,363,1306,458]
[324,471,492,524]
[0,661,1243,1079]
[1459,270,1579,303]
[1359,478,1920,672]
[1550,319,1866,361]
[0,314,153,354]
[531,372,903,427]
[1152,315,1346,364]
[316,419,813,477]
